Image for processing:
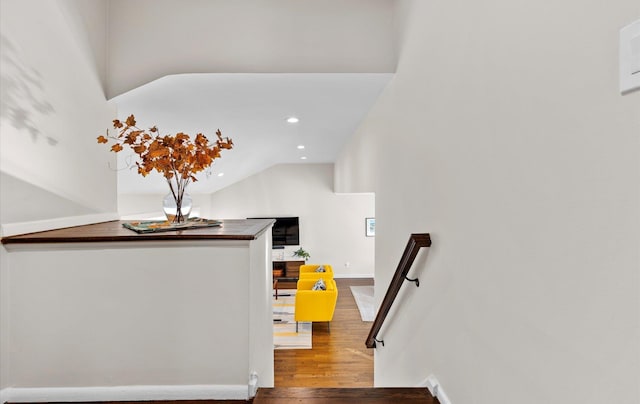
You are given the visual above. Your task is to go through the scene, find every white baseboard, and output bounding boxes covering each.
[0,388,9,404]
[0,213,120,238]
[418,375,452,404]
[0,384,248,403]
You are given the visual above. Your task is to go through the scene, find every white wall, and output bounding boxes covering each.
[0,0,116,391]
[7,243,246,387]
[70,0,109,93]
[209,164,375,278]
[248,233,275,390]
[106,0,396,98]
[2,235,272,400]
[0,0,117,231]
[336,1,640,403]
[0,247,8,393]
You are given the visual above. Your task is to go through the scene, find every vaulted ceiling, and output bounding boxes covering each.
[98,0,398,194]
[112,73,393,194]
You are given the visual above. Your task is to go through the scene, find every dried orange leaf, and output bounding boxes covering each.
[125,114,136,127]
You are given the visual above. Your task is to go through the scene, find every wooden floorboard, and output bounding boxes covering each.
[254,387,438,403]
[274,277,375,387]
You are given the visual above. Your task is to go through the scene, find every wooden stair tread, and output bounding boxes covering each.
[254,387,438,403]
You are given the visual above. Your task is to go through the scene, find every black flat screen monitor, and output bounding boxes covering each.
[249,216,299,246]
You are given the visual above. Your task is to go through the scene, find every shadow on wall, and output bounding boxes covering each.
[0,34,57,145]
[0,171,99,224]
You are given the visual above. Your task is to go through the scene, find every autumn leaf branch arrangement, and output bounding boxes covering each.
[98,114,233,223]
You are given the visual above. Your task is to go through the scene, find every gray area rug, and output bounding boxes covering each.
[350,285,375,322]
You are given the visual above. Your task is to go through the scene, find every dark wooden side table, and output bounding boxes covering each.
[274,277,298,300]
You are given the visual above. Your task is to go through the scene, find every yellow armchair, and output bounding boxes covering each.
[299,264,334,280]
[295,278,338,333]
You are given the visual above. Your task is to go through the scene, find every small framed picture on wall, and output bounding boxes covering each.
[365,217,375,237]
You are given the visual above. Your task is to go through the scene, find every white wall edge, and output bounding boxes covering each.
[0,212,120,237]
[0,384,248,403]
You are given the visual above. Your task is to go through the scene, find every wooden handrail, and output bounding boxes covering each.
[366,233,432,348]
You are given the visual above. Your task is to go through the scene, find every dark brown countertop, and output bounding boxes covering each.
[1,218,275,244]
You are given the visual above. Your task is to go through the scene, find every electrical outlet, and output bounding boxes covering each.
[345,261,350,268]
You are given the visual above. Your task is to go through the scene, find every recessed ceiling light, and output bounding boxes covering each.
[297,145,305,150]
[286,117,299,123]
[217,172,224,177]
[300,156,307,160]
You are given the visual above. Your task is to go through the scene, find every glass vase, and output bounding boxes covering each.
[162,191,192,224]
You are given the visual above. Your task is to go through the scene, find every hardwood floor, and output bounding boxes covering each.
[254,387,438,403]
[274,277,375,387]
